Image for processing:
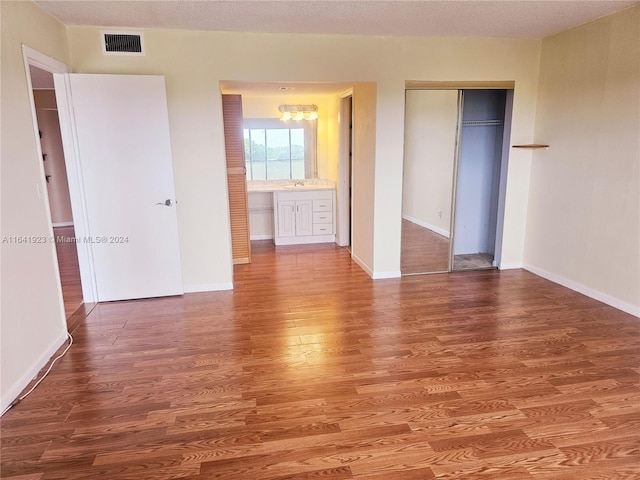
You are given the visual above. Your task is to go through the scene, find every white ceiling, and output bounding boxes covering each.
[36,0,638,39]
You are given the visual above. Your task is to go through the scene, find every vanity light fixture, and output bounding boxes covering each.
[279,104,318,121]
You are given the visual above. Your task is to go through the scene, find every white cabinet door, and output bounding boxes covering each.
[295,200,313,236]
[55,74,183,302]
[277,201,296,237]
[273,190,335,245]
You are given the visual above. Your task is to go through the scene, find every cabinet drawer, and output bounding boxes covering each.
[313,223,333,235]
[313,199,332,212]
[313,212,332,224]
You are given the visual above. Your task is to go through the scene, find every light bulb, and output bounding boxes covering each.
[293,111,304,121]
[281,111,291,121]
[307,111,318,120]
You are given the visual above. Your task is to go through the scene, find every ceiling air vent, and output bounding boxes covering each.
[102,31,145,56]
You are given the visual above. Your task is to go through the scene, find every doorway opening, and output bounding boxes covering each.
[23,49,90,330]
[29,66,83,322]
[451,89,510,271]
[218,82,356,268]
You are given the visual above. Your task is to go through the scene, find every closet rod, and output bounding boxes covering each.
[461,119,503,126]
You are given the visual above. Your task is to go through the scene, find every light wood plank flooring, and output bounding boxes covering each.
[2,241,639,479]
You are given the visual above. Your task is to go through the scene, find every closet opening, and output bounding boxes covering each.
[451,89,510,271]
[400,85,514,275]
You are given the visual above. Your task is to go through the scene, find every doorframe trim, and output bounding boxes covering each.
[52,73,99,303]
[448,90,465,272]
[493,90,515,269]
[406,80,515,90]
[336,89,354,247]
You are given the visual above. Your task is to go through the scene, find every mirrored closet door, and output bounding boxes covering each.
[401,87,512,275]
[401,89,460,274]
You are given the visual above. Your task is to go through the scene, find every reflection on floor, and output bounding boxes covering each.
[53,225,83,320]
[453,253,495,271]
[401,219,449,274]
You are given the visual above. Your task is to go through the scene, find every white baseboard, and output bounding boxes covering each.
[351,252,374,278]
[351,253,401,280]
[372,270,402,280]
[1,331,68,415]
[402,215,450,238]
[524,264,640,318]
[52,221,74,227]
[498,261,523,270]
[183,283,233,293]
[250,234,273,240]
[274,235,335,246]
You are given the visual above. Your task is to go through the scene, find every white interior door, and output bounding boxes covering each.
[56,74,183,302]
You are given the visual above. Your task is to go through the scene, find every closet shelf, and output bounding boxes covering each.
[512,144,549,149]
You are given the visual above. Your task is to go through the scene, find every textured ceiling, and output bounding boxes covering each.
[36,0,638,39]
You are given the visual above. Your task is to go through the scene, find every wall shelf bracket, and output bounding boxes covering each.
[512,144,549,149]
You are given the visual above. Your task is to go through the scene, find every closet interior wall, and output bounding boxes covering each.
[452,89,507,270]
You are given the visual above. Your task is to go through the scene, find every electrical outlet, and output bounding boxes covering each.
[438,210,442,218]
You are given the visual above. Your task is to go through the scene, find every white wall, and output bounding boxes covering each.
[526,6,640,316]
[66,26,541,280]
[351,83,378,274]
[1,1,70,411]
[325,93,342,184]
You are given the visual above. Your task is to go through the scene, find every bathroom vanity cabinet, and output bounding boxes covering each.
[273,189,335,245]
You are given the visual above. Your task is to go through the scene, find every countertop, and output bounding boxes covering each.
[247,180,335,193]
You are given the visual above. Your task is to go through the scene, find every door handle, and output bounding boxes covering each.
[156,199,174,206]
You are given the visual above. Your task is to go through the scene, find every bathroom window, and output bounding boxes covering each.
[243,118,316,180]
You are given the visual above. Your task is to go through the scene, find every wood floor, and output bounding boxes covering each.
[53,226,83,321]
[2,241,639,479]
[401,219,450,274]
